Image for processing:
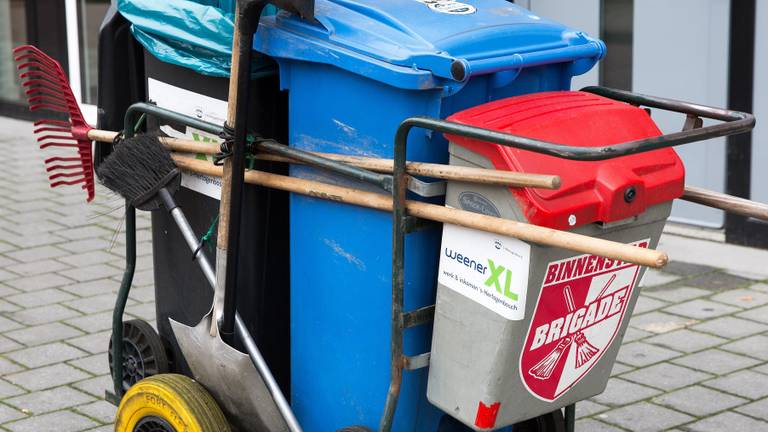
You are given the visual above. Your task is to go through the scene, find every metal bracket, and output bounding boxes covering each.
[683,114,704,131]
[403,353,431,371]
[402,305,436,328]
[407,176,446,197]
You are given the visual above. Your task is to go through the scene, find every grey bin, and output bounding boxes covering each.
[426,92,683,430]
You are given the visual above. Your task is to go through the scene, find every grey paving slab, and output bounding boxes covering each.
[750,283,768,293]
[4,288,77,309]
[682,272,753,291]
[68,353,109,376]
[644,329,727,353]
[4,259,71,278]
[57,251,120,268]
[671,349,762,375]
[704,370,768,400]
[660,261,717,277]
[7,304,81,326]
[632,295,670,315]
[574,418,624,431]
[5,386,96,415]
[609,362,634,377]
[640,269,680,288]
[719,335,768,361]
[590,378,662,406]
[691,316,768,339]
[64,311,114,333]
[710,288,768,308]
[735,397,768,420]
[57,280,116,297]
[5,363,91,391]
[621,362,712,391]
[4,322,84,347]
[0,404,27,423]
[4,273,74,292]
[629,311,699,334]
[663,299,741,320]
[5,342,87,368]
[73,400,115,424]
[4,410,98,432]
[0,357,24,375]
[71,375,111,398]
[58,264,121,283]
[64,293,127,315]
[576,400,609,418]
[652,385,748,417]
[621,327,652,343]
[64,331,111,355]
[735,304,768,324]
[598,402,694,432]
[684,411,768,432]
[616,342,683,367]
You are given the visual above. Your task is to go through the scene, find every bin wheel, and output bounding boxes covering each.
[512,409,565,432]
[115,374,231,432]
[109,319,170,392]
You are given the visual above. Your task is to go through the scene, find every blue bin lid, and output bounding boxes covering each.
[255,0,605,93]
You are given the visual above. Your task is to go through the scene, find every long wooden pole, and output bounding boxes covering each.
[87,129,559,189]
[172,156,668,268]
[681,186,768,221]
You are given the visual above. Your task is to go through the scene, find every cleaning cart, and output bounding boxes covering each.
[10,0,767,431]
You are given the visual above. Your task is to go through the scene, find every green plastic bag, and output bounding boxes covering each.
[117,0,277,77]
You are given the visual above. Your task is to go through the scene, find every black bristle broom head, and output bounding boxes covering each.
[96,135,181,211]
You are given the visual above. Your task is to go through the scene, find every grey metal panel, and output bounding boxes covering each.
[633,0,730,228]
[752,0,767,204]
[527,0,601,89]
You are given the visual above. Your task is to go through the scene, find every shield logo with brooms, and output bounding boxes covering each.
[519,241,648,401]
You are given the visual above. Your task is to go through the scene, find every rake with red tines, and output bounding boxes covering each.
[12,45,96,202]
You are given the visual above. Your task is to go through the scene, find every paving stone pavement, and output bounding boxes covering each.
[1,115,768,431]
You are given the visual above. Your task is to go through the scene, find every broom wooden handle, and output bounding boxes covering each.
[172,156,668,268]
[681,186,768,221]
[87,129,560,189]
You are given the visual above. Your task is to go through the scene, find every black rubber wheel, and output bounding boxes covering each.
[337,427,372,432]
[512,409,566,432]
[109,319,171,392]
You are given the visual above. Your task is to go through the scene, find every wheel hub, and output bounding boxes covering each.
[133,415,176,432]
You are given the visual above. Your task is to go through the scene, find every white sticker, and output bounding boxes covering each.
[438,223,531,320]
[147,78,227,200]
[416,0,476,15]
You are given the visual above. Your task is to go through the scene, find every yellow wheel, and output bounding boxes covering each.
[115,374,231,432]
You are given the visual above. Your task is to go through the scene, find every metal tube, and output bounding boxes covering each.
[259,140,394,192]
[111,203,135,397]
[565,404,575,432]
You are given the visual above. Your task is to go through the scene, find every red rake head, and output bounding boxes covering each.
[13,45,95,202]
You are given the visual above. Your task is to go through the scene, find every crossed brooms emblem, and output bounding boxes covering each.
[528,274,617,380]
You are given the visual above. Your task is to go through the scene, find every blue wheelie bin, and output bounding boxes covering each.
[255,1,605,430]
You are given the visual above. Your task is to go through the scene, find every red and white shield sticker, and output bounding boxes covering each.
[520,240,649,401]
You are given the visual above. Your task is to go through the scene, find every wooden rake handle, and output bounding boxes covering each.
[87,129,560,189]
[172,156,668,268]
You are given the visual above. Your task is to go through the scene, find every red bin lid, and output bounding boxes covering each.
[445,91,685,230]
